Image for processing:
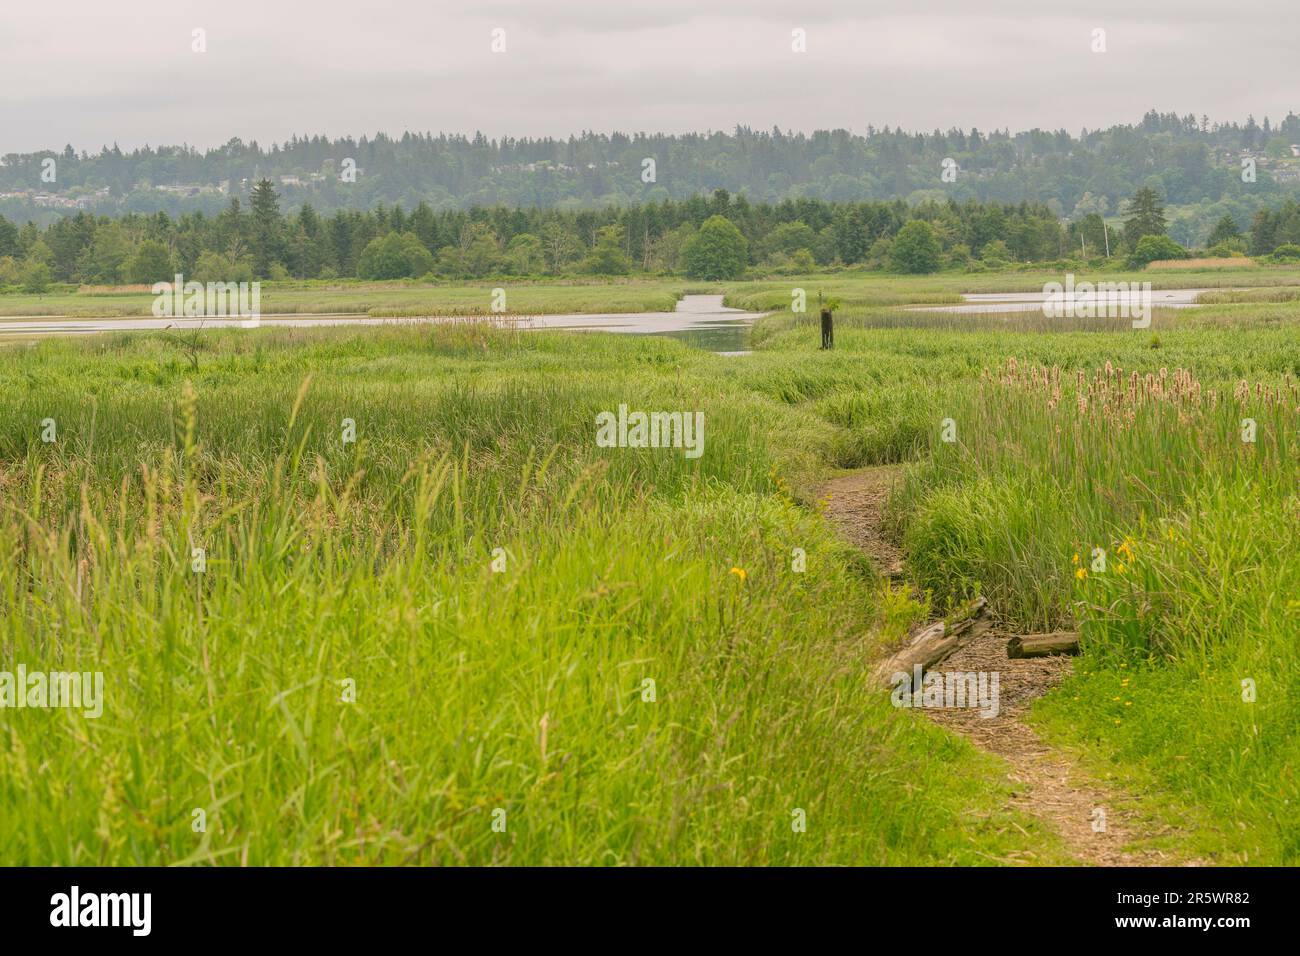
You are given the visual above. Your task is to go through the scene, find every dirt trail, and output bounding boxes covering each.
[820,467,906,579]
[820,466,1198,866]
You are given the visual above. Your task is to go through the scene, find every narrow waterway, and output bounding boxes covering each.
[0,293,762,354]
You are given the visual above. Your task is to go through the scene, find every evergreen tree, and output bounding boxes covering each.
[0,215,19,259]
[1122,188,1167,246]
[1206,214,1241,246]
[249,179,284,277]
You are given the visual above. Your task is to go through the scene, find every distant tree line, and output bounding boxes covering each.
[4,110,1300,247]
[3,182,1299,293]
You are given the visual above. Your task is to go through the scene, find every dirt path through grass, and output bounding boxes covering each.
[820,466,1200,866]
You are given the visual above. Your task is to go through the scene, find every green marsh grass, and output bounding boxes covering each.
[0,327,1063,865]
[745,300,1300,863]
[7,272,1300,866]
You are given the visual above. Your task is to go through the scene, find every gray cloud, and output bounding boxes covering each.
[0,0,1296,153]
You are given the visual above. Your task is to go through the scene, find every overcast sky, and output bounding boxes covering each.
[2,0,1297,154]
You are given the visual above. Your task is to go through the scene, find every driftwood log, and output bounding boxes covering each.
[1006,632,1080,658]
[872,598,989,686]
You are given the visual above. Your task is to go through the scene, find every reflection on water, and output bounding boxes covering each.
[658,320,751,354]
[0,293,764,354]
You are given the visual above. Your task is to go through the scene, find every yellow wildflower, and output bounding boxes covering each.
[729,567,747,582]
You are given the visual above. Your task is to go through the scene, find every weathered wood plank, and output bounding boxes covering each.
[872,598,990,686]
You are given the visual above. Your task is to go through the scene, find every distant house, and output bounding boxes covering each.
[32,192,81,208]
[1291,144,1300,158]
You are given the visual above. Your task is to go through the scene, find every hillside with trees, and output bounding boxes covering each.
[4,110,1300,249]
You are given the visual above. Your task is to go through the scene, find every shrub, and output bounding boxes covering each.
[192,250,254,284]
[681,216,749,280]
[357,233,434,280]
[126,240,175,284]
[583,225,632,275]
[1207,237,1247,257]
[979,239,1012,267]
[1129,234,1188,268]
[889,221,942,274]
[20,260,51,293]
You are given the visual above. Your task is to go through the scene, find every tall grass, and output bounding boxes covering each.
[9,277,1300,865]
[748,304,1300,862]
[0,327,1062,865]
